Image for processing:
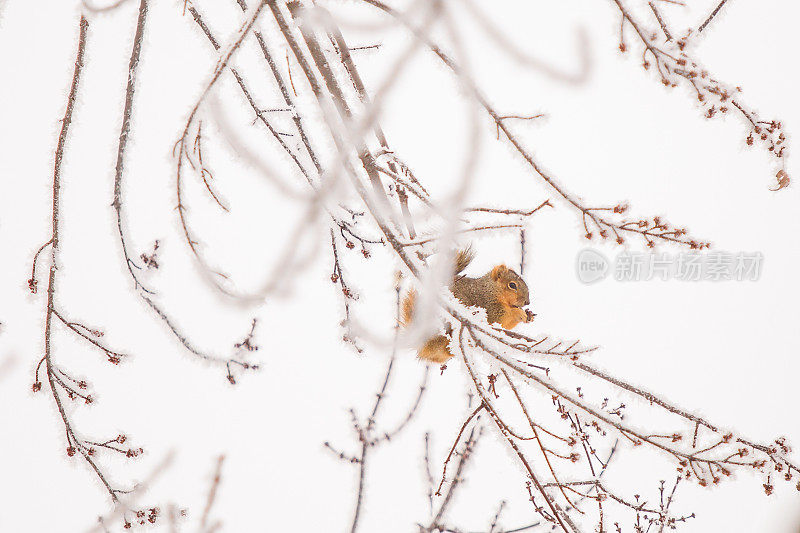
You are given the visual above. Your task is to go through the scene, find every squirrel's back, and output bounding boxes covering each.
[400,248,474,328]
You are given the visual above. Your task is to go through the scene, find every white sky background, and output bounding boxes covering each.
[1,0,800,531]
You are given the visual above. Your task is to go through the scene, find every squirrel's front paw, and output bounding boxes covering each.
[524,309,535,322]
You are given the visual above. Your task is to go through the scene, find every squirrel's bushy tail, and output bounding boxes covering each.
[454,247,474,276]
[400,249,472,364]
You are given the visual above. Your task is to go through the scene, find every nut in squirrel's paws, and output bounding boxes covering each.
[524,309,536,322]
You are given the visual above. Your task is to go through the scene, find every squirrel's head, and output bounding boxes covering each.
[490,264,530,309]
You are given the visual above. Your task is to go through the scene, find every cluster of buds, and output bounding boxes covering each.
[584,208,710,249]
[587,419,607,436]
[140,240,160,269]
[775,436,792,455]
[125,447,144,458]
[343,238,372,259]
[66,390,93,404]
[233,319,259,352]
[123,507,160,528]
[487,373,499,398]
[620,22,789,188]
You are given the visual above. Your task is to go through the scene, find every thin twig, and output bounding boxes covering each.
[113,0,151,292]
[698,0,730,33]
[648,2,672,41]
[200,456,225,529]
[42,15,119,502]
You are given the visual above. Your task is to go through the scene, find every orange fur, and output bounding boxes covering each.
[499,305,528,329]
[418,335,452,363]
[491,263,530,329]
[402,252,532,364]
[490,264,508,281]
[401,288,416,328]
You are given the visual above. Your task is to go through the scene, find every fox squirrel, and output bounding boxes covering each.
[402,249,532,363]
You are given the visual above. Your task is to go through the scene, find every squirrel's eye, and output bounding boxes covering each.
[508,281,517,290]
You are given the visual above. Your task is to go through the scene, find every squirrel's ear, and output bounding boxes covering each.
[490,264,508,281]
